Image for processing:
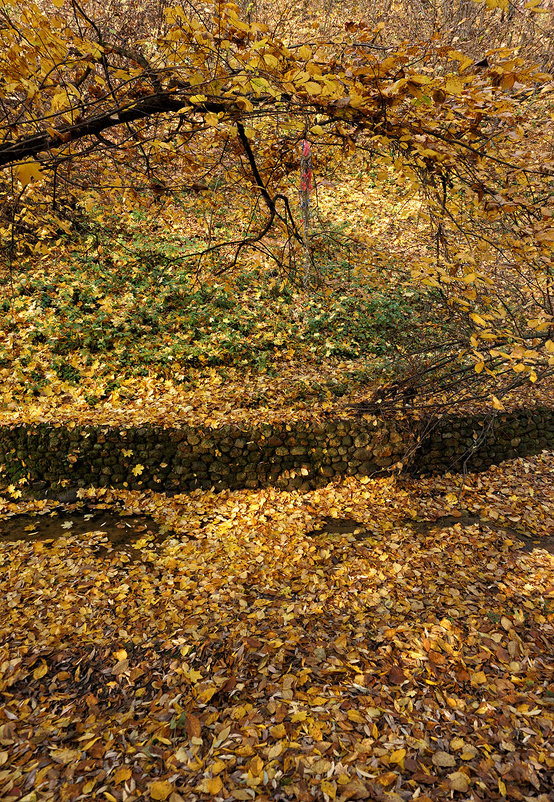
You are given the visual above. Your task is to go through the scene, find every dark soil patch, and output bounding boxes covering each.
[306,516,377,540]
[0,507,172,553]
[406,512,554,554]
[307,514,554,554]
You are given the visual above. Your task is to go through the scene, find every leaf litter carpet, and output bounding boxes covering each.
[0,453,552,802]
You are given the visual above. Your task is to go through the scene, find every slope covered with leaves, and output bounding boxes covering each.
[3,154,553,429]
[0,159,457,426]
[1,452,552,802]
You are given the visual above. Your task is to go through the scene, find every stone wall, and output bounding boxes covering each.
[412,406,554,475]
[0,406,552,492]
[0,419,406,492]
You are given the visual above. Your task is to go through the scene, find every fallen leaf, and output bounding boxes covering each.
[113,766,132,784]
[149,780,174,800]
[432,751,456,768]
[448,771,469,792]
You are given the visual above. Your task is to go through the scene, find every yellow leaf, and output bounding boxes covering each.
[448,771,469,792]
[491,396,505,411]
[175,747,188,763]
[149,780,173,800]
[407,74,431,85]
[448,51,474,72]
[320,779,336,800]
[304,81,321,95]
[377,771,397,787]
[197,776,223,795]
[249,756,263,775]
[298,45,312,60]
[527,317,551,331]
[236,96,254,112]
[132,464,144,476]
[536,228,554,243]
[113,766,132,784]
[475,361,484,374]
[52,0,65,7]
[33,661,48,680]
[270,723,286,738]
[267,742,282,759]
[450,738,465,751]
[471,670,487,686]
[205,112,219,126]
[498,778,507,797]
[470,313,488,327]
[445,76,463,94]
[389,748,406,767]
[15,161,45,187]
[51,748,80,764]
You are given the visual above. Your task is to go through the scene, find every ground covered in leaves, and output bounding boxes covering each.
[0,452,552,802]
[0,159,468,429]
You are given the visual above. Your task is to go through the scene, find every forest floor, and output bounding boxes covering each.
[0,451,552,802]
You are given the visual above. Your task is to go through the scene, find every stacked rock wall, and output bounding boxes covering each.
[0,406,552,491]
[413,406,554,474]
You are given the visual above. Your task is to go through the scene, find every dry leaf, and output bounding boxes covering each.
[448,771,469,792]
[113,766,132,784]
[431,751,456,768]
[149,780,174,800]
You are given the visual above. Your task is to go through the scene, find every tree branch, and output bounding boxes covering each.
[0,92,225,169]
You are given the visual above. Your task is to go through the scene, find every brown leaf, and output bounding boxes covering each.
[386,666,406,685]
[412,772,437,785]
[340,778,372,799]
[428,650,446,666]
[432,751,456,768]
[185,713,202,739]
